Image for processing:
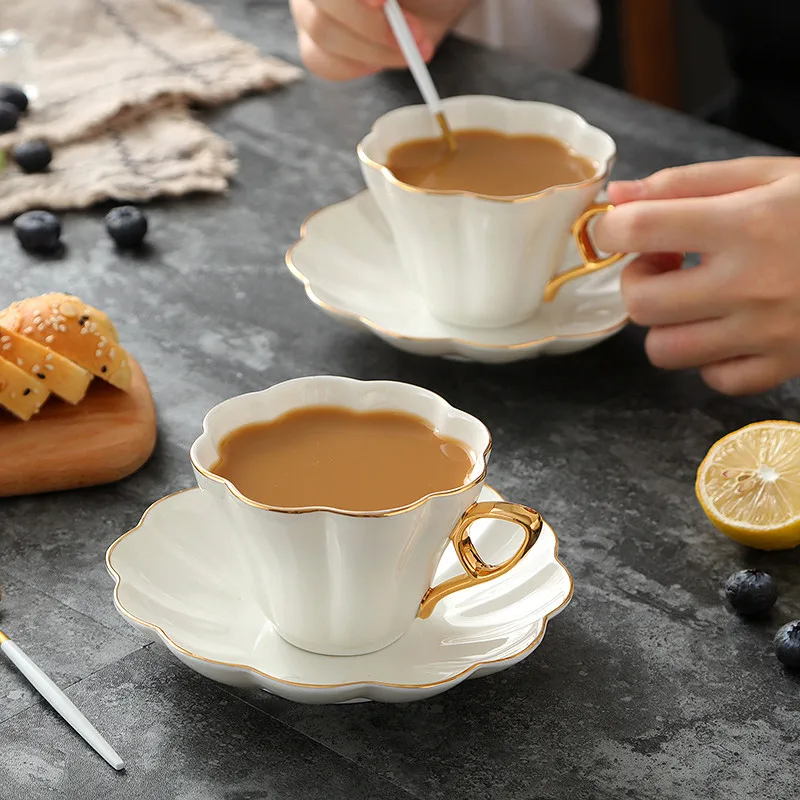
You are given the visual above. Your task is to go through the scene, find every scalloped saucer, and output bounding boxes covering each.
[285,191,631,364]
[106,486,573,704]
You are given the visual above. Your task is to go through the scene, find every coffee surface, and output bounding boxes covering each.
[385,129,596,197]
[210,406,474,511]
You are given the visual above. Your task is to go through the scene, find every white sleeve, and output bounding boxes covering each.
[453,0,601,71]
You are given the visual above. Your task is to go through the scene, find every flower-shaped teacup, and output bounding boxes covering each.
[190,377,544,657]
[358,95,624,329]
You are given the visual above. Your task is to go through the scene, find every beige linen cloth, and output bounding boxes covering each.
[0,0,301,219]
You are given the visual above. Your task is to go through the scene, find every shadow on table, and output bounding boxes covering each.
[325,324,795,429]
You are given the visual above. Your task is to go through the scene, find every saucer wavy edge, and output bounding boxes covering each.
[285,192,630,352]
[106,486,574,694]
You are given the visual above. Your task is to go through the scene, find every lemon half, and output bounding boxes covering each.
[696,420,800,550]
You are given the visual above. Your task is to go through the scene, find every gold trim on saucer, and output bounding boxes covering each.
[284,195,630,351]
[0,631,9,645]
[106,487,574,694]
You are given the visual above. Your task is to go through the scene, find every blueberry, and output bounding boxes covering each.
[774,620,800,669]
[0,100,19,133]
[723,569,777,617]
[13,210,62,253]
[105,205,148,249]
[12,141,52,173]
[0,84,29,113]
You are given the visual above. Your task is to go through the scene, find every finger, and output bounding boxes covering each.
[292,0,409,70]
[608,157,789,205]
[700,356,794,396]
[624,251,684,275]
[317,0,430,51]
[297,30,380,80]
[594,194,740,254]
[621,256,730,326]
[644,318,756,371]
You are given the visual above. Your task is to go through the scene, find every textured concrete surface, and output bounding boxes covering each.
[1,2,799,799]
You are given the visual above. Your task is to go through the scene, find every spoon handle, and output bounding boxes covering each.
[383,0,442,113]
[0,637,125,771]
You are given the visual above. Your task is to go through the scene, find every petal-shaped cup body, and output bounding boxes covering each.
[359,96,616,329]
[190,377,491,656]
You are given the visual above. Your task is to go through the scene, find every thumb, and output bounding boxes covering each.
[607,157,788,205]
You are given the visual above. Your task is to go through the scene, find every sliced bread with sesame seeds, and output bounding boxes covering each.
[0,358,51,420]
[0,293,132,391]
[0,325,93,404]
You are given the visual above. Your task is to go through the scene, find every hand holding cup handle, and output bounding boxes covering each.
[543,203,626,303]
[418,501,543,619]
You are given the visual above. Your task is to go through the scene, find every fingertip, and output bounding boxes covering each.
[607,179,644,204]
[419,37,435,61]
[701,356,787,396]
[403,14,434,55]
[298,31,379,82]
[590,211,615,254]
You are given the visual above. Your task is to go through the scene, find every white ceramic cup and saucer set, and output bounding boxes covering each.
[106,377,573,704]
[286,95,633,363]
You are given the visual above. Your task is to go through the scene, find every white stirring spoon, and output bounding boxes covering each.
[383,0,457,151]
[0,589,125,771]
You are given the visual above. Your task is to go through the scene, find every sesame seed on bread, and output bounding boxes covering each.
[0,293,132,391]
[0,324,92,404]
[0,357,51,420]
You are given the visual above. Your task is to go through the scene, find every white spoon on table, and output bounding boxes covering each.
[0,586,125,771]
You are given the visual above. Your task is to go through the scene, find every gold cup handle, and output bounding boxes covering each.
[543,202,625,303]
[418,501,543,620]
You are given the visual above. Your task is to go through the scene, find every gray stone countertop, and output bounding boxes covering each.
[1,2,798,799]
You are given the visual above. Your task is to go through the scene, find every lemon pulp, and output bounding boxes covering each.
[695,420,800,550]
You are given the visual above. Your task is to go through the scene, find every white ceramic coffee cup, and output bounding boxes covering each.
[358,95,624,329]
[190,376,543,657]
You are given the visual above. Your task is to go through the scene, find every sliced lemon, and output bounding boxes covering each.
[696,420,800,550]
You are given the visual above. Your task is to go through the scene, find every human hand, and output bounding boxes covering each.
[594,157,800,395]
[289,0,472,81]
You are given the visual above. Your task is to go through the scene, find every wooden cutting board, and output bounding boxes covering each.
[0,356,157,497]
